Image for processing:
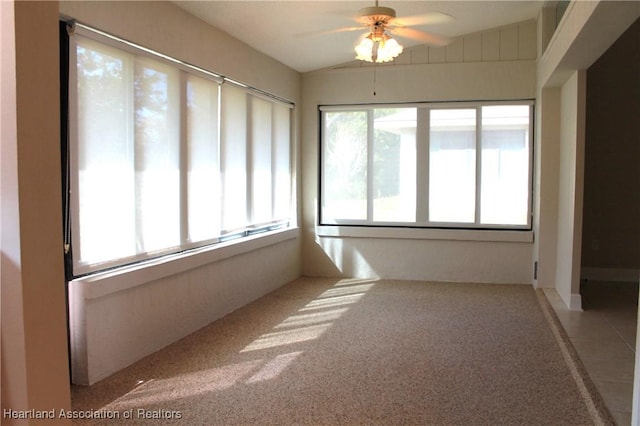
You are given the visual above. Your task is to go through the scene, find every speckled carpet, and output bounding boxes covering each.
[72,277,614,425]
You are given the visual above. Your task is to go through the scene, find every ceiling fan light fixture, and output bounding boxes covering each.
[355,32,403,63]
[377,36,403,62]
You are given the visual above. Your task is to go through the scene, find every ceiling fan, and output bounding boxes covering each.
[345,1,453,63]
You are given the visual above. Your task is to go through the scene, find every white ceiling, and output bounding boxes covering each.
[173,1,544,73]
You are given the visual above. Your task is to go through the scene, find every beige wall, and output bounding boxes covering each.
[555,70,586,310]
[1,1,72,424]
[532,86,560,289]
[581,19,640,276]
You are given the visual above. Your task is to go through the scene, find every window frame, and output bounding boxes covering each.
[319,100,534,231]
[67,23,295,277]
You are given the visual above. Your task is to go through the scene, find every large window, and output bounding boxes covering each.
[320,102,532,229]
[69,26,293,275]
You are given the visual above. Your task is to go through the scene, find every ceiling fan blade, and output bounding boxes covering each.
[389,27,451,47]
[296,26,364,38]
[391,12,453,28]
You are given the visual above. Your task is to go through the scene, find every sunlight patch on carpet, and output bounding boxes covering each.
[240,323,332,352]
[245,352,303,384]
[274,308,350,329]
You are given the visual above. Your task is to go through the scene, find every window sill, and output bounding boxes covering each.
[316,225,533,243]
[71,227,299,300]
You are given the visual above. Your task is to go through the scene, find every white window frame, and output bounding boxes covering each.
[68,24,294,276]
[319,100,534,231]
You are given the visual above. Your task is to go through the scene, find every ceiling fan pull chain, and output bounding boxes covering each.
[373,60,377,96]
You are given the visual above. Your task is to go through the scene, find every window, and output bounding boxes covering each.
[69,25,293,275]
[320,102,532,229]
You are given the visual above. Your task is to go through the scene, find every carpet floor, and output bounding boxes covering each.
[71,277,614,425]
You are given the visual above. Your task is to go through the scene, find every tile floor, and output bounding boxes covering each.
[544,281,639,425]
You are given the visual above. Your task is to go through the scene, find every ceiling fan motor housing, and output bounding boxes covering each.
[358,6,396,25]
[358,5,396,42]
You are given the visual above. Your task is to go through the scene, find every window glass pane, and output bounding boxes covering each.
[220,84,248,231]
[273,104,291,220]
[72,31,294,274]
[76,38,136,266]
[134,57,181,252]
[373,108,416,222]
[250,96,273,224]
[187,75,220,242]
[429,109,476,223]
[480,105,530,225]
[322,111,368,221]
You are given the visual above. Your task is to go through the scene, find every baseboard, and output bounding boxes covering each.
[581,267,640,283]
[568,293,583,311]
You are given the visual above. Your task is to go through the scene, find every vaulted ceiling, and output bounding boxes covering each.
[173,1,545,73]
